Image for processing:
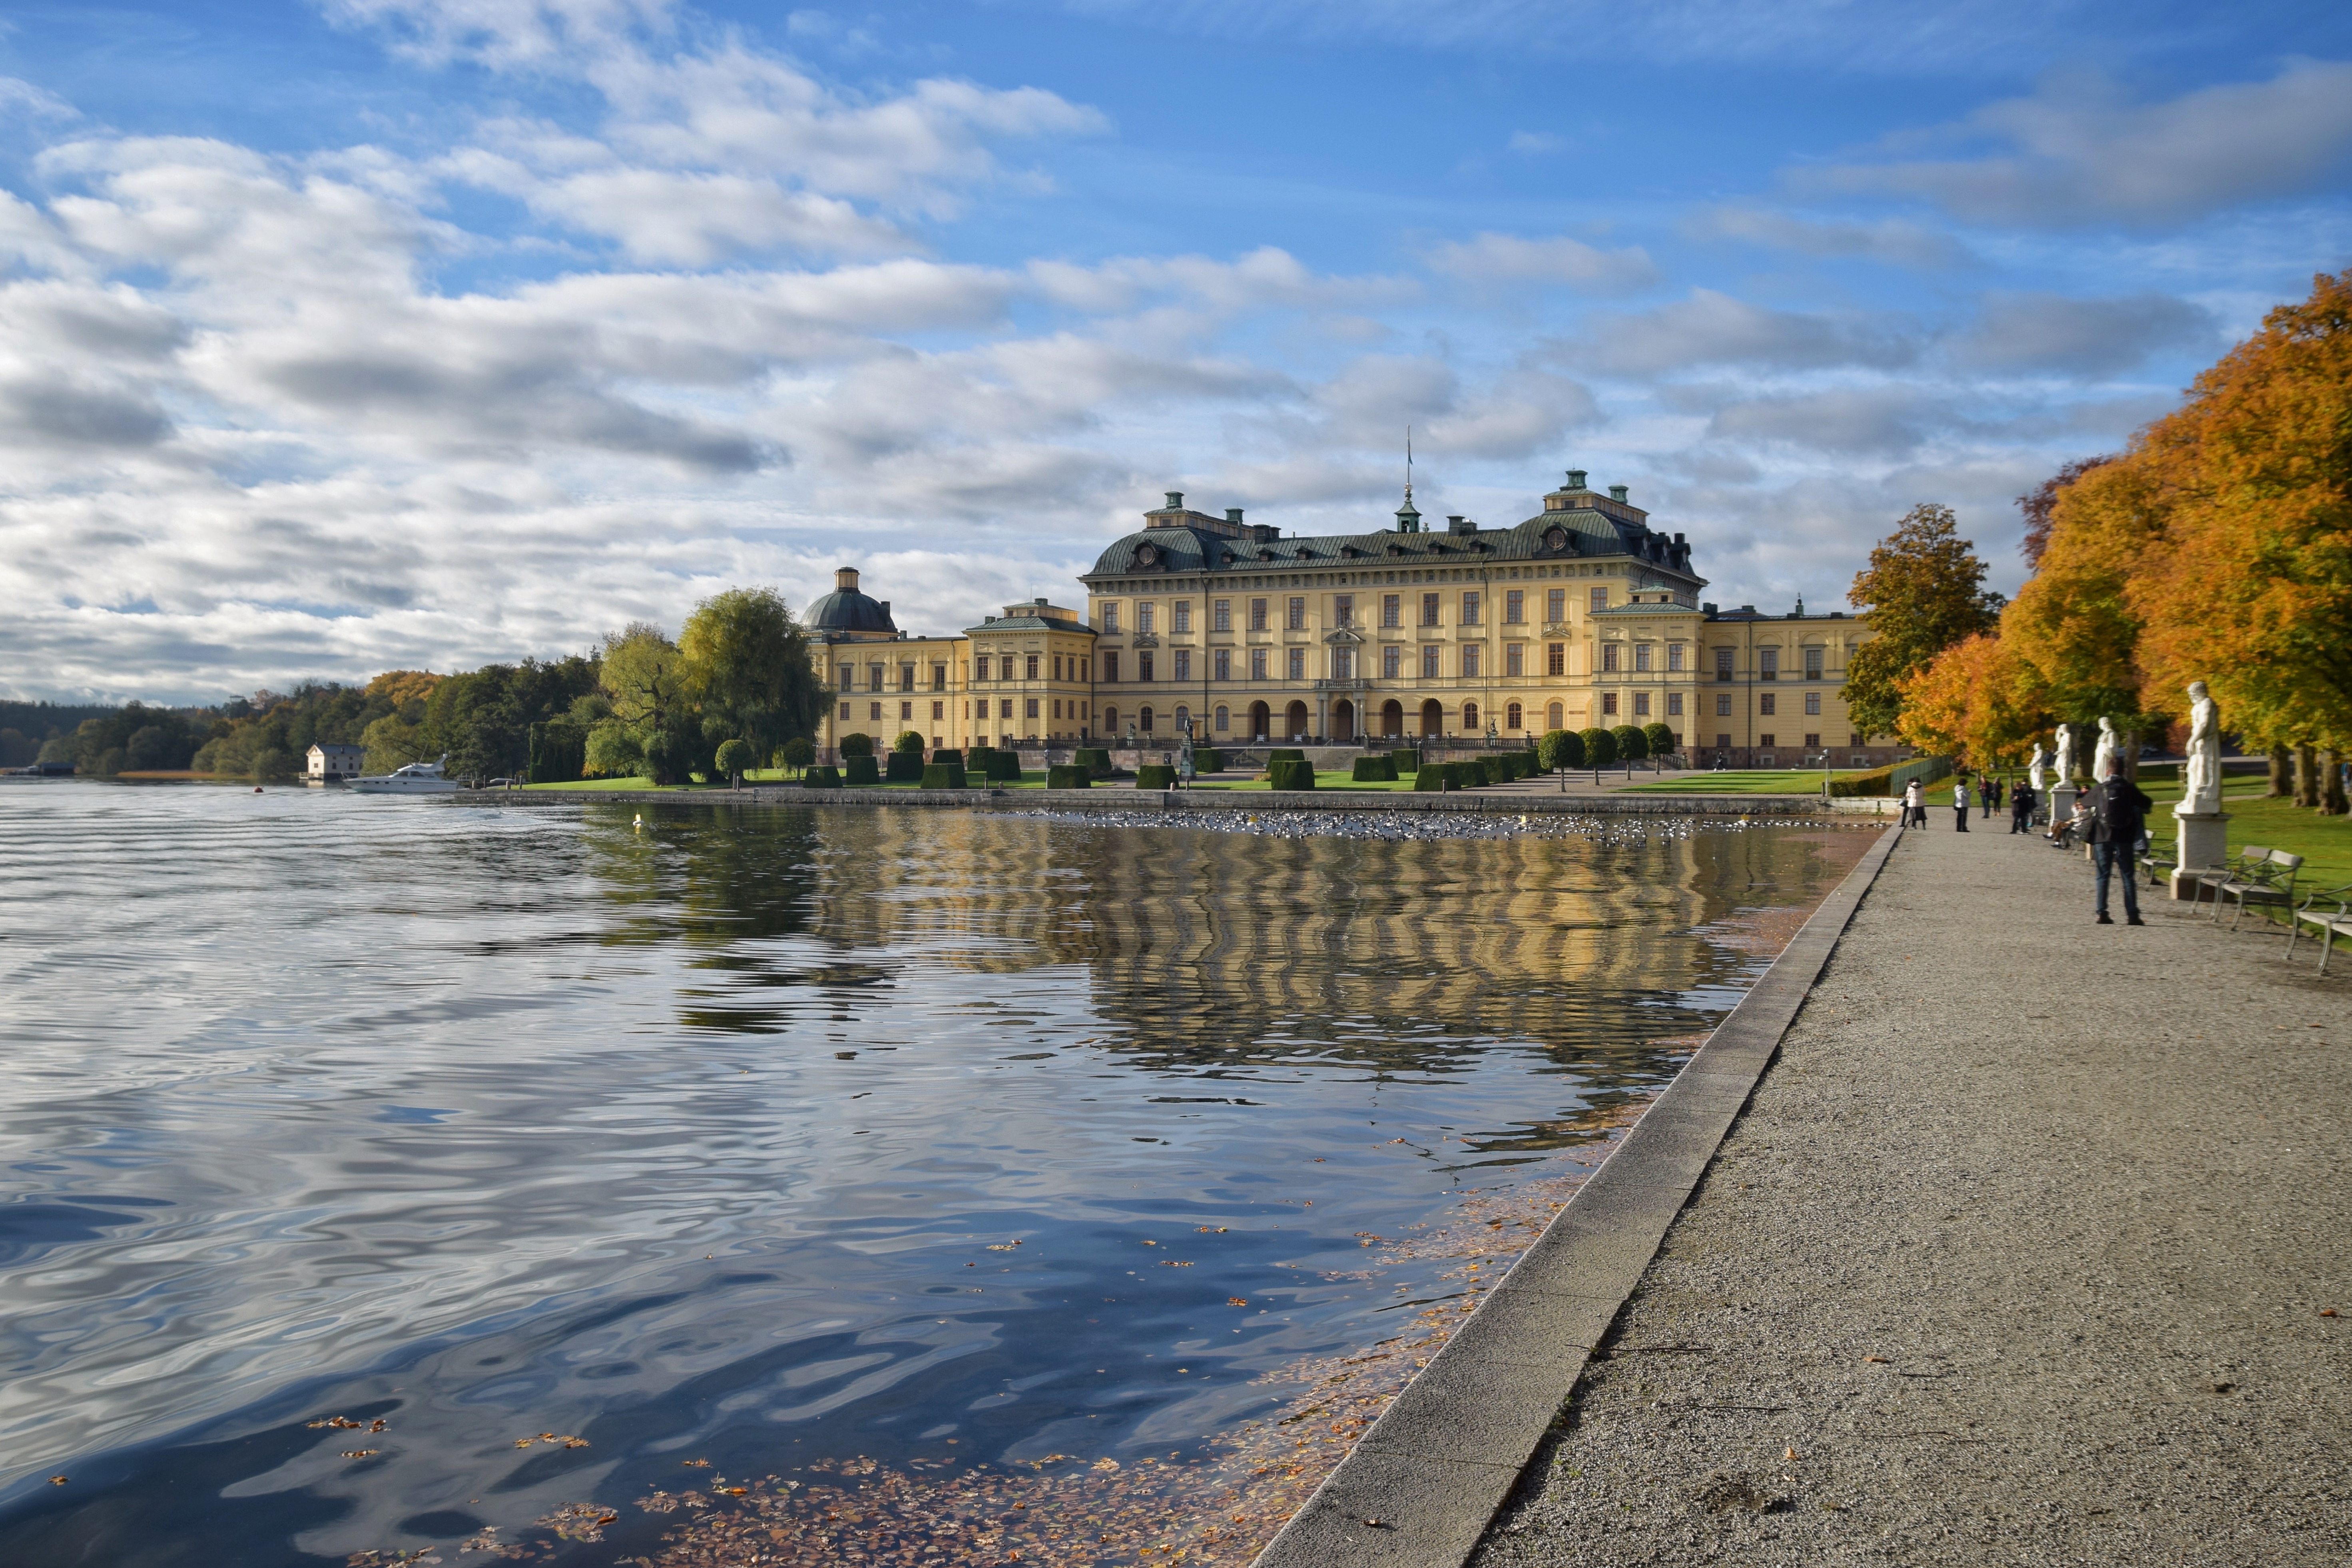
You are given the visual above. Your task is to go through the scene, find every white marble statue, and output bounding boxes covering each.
[2181,681,2222,815]
[2053,724,2075,787]
[2093,716,2121,782]
[2027,743,2047,795]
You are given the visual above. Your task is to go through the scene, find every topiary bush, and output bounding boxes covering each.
[1047,764,1091,788]
[839,732,875,758]
[1136,763,1177,789]
[884,751,925,782]
[1538,728,1583,771]
[1642,721,1676,760]
[921,761,967,789]
[1413,763,1447,791]
[1580,727,1617,768]
[803,765,843,789]
[1351,755,1397,782]
[1268,758,1316,790]
[1611,724,1648,763]
[1075,747,1112,778]
[894,730,925,753]
[982,750,1023,781]
[1267,747,1306,763]
[1389,747,1420,775]
[844,755,881,786]
[714,737,753,785]
[1193,748,1223,773]
[775,735,815,775]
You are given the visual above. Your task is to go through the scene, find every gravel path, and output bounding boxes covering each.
[1470,820,2352,1566]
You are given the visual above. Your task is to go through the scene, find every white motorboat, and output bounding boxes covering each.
[350,755,460,795]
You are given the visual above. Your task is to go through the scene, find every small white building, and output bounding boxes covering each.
[308,743,365,781]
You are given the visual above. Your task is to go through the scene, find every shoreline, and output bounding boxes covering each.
[448,784,1895,819]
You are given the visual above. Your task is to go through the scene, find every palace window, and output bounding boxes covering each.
[1805,648,1824,680]
[1287,648,1306,680]
[933,700,945,721]
[1335,594,1354,628]
[1505,589,1525,624]
[1760,648,1778,680]
[1759,733,1776,748]
[1804,732,1820,749]
[1140,653,1155,682]
[1805,691,1822,715]
[1759,693,1776,716]
[1026,655,1039,679]
[1103,652,1120,682]
[901,700,913,720]
[1666,644,1685,672]
[1462,645,1480,677]
[1174,602,1192,634]
[1213,599,1231,631]
[974,655,990,681]
[1287,596,1306,630]
[1421,645,1441,678]
[1214,705,1230,732]
[1175,705,1190,733]
[1716,693,1731,716]
[1601,693,1618,716]
[900,662,916,690]
[1547,588,1566,623]
[1633,693,1651,717]
[1850,732,1866,747]
[1634,644,1652,672]
[1382,594,1401,628]
[1421,592,1440,627]
[1104,706,1118,731]
[1174,650,1191,681]
[1602,644,1620,673]
[1464,701,1480,729]
[1139,603,1156,636]
[1383,645,1401,678]
[1000,698,1014,719]
[1052,655,1063,680]
[839,702,851,720]
[1250,598,1268,632]
[1507,701,1523,729]
[837,663,854,691]
[1715,647,1734,682]
[1052,700,1061,718]
[1140,707,1155,733]
[932,663,947,690]
[1590,587,1608,613]
[1250,648,1268,680]
[1333,649,1353,679]
[1103,604,1120,634]
[1461,591,1481,626]
[1214,649,1231,681]
[1548,701,1564,729]
[1506,643,1524,676]
[1717,732,1732,749]
[1025,698,1040,719]
[869,662,885,691]
[1667,693,1683,717]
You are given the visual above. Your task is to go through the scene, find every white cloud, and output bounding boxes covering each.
[1805,59,2352,227]
[1568,289,1919,375]
[1690,205,1979,270]
[1947,290,2217,376]
[1424,232,1660,293]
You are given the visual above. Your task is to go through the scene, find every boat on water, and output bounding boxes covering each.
[350,755,460,795]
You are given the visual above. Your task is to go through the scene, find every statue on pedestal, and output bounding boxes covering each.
[2093,716,2121,782]
[2180,681,2222,816]
[2053,724,2075,787]
[2027,743,2048,795]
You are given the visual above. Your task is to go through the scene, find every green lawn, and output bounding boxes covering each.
[1616,768,1862,795]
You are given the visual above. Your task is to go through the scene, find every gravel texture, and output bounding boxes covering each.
[1471,820,2352,1567]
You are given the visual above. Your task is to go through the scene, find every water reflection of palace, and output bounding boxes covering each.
[586,807,1863,1091]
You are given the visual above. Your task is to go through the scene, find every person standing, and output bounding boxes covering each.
[2088,770,2155,925]
[1984,776,2001,818]
[2009,780,2035,833]
[1902,777,1924,827]
[1952,776,1972,831]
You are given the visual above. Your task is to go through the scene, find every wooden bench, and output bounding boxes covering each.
[2210,847,2303,931]
[2286,884,2352,976]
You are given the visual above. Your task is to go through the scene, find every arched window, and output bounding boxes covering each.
[1140,706,1156,733]
[1463,701,1480,730]
[1174,705,1190,733]
[1103,706,1119,733]
[1506,701,1523,731]
[1214,705,1230,732]
[1547,700,1564,730]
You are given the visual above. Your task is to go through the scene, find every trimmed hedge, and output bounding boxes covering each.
[1135,763,1177,789]
[1193,748,1223,773]
[1268,758,1316,790]
[1047,764,1091,788]
[1538,728,1583,771]
[1389,747,1420,775]
[884,752,925,782]
[844,755,881,786]
[921,762,967,789]
[982,750,1023,782]
[1412,762,1451,791]
[1075,747,1112,778]
[1351,755,1397,782]
[1642,721,1676,760]
[803,765,843,789]
[1267,747,1306,763]
[929,747,963,771]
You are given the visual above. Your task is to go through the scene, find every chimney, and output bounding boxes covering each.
[1226,508,1244,526]
[879,600,890,618]
[1565,468,1588,490]
[835,567,860,592]
[1448,514,1474,534]
[1165,490,1184,510]
[1609,484,1630,504]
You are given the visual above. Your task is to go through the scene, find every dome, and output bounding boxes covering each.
[806,567,897,636]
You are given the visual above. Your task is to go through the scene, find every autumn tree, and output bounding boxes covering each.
[1895,632,2039,767]
[1843,504,2006,739]
[2017,456,2115,568]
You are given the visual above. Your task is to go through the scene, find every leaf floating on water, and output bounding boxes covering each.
[1228,1297,1249,1306]
[339,1449,381,1459]
[48,1475,66,1486]
[682,1458,711,1467]
[309,1416,369,1430]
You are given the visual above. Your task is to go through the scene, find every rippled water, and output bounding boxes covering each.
[0,781,1866,1565]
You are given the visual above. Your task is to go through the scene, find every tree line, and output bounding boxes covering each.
[1838,269,2350,815]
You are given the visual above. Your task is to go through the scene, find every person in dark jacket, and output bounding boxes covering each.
[1984,776,2002,817]
[2088,773,2154,924]
[2009,781,2035,833]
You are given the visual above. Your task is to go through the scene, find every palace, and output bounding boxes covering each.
[811,467,1907,769]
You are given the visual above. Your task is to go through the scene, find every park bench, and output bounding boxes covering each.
[2139,831,2177,887]
[2209,847,2303,931]
[2179,844,2267,906]
[2285,884,2352,977]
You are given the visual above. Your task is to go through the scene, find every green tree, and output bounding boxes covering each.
[679,588,829,773]
[714,737,753,787]
[839,732,875,758]
[1844,503,2006,739]
[1537,728,1583,770]
[1611,723,1648,762]
[1641,721,1676,759]
[893,730,925,753]
[776,735,814,776]
[1579,726,1617,768]
[596,624,694,783]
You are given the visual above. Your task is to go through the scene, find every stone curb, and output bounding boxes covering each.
[1246,819,1906,1568]
[452,787,1856,818]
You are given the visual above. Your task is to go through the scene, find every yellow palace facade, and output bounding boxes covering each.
[812,468,1910,769]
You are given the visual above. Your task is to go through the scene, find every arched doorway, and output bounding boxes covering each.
[1248,701,1270,741]
[1285,701,1310,740]
[1331,699,1355,741]
[1420,699,1443,737]
[1381,699,1404,737]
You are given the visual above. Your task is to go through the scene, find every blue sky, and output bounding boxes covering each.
[2,0,2349,701]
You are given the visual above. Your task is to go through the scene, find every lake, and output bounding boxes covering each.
[0,781,1868,1566]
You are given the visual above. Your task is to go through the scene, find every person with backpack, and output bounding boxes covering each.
[2088,772,2155,925]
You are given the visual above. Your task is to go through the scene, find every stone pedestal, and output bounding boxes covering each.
[2171,809,2230,901]
[2050,785,2078,831]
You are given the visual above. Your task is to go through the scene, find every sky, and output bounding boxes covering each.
[2,0,2349,703]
